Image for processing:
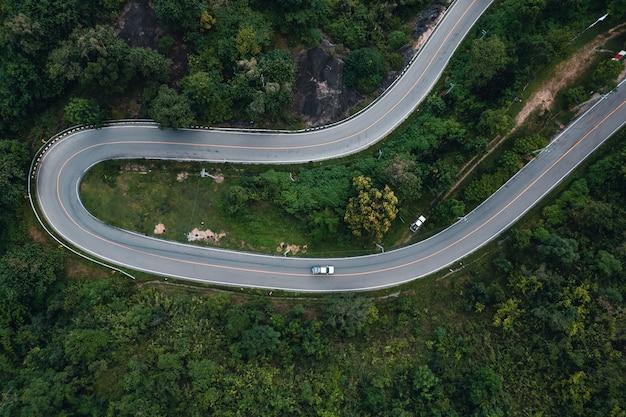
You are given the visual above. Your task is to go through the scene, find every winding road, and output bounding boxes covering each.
[31,0,626,292]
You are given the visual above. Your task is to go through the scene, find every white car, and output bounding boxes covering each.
[311,265,335,275]
[409,215,426,232]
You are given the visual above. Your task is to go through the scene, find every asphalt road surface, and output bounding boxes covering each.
[31,0,626,292]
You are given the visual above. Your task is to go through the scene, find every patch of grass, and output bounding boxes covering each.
[81,161,312,255]
[226,200,310,252]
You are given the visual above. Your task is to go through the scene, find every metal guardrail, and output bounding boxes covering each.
[28,122,139,279]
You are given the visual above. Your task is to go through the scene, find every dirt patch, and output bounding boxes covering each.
[276,242,308,255]
[177,172,189,182]
[410,4,447,52]
[187,228,226,243]
[438,24,626,203]
[154,223,166,234]
[515,23,626,126]
[389,3,447,87]
[122,163,148,173]
[29,225,50,246]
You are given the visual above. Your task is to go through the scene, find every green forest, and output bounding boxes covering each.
[2,0,626,415]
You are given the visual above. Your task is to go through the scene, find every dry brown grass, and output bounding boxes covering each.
[515,23,626,126]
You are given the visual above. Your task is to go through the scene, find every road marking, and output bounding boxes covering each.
[337,98,626,276]
[54,98,626,280]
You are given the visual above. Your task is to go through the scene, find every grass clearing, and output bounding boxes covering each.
[81,161,313,255]
[81,157,434,257]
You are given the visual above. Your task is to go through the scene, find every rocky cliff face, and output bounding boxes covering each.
[293,42,363,127]
[292,3,447,128]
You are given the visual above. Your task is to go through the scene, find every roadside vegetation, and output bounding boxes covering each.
[1,0,626,416]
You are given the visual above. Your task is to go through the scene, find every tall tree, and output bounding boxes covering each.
[212,2,273,64]
[464,35,509,90]
[64,98,102,126]
[0,140,29,213]
[479,108,514,137]
[0,55,44,128]
[592,59,624,90]
[47,26,170,96]
[383,154,423,199]
[270,0,327,43]
[609,0,626,19]
[0,244,65,327]
[181,70,233,124]
[153,0,204,31]
[344,176,398,242]
[0,140,29,252]
[149,85,195,129]
[463,367,503,416]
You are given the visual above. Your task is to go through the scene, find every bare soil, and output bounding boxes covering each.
[276,242,308,255]
[29,225,50,246]
[187,228,227,243]
[515,23,626,126]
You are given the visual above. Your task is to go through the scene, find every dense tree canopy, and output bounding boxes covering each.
[47,25,171,96]
[181,70,233,124]
[344,175,398,242]
[0,140,29,213]
[153,0,205,31]
[464,35,509,90]
[64,98,103,126]
[268,0,327,44]
[6,155,626,417]
[0,140,30,252]
[609,0,626,19]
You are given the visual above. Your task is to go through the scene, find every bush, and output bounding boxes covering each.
[592,59,623,90]
[387,30,409,50]
[64,98,102,126]
[562,86,588,109]
[344,48,389,94]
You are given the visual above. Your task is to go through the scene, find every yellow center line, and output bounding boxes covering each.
[55,97,625,279]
